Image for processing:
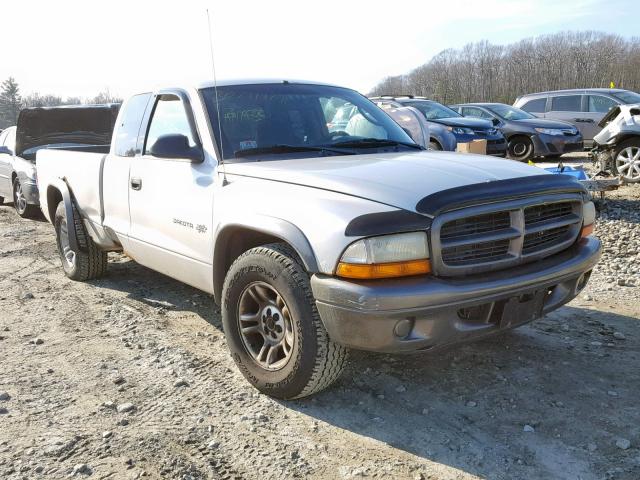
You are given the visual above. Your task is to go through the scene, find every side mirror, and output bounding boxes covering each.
[149,134,203,163]
[0,146,13,155]
[492,118,501,126]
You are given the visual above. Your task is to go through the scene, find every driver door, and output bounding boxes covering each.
[126,92,216,292]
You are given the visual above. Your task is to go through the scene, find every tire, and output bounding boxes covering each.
[0,196,4,204]
[13,178,39,218]
[222,243,348,399]
[613,138,640,183]
[507,136,534,162]
[54,201,107,281]
[428,140,442,151]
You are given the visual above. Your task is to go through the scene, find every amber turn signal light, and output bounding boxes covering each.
[336,259,431,280]
[580,223,594,238]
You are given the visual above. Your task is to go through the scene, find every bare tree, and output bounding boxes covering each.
[369,31,640,104]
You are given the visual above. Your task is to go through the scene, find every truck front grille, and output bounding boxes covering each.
[431,197,583,276]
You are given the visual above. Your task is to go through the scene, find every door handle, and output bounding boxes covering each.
[575,118,594,123]
[130,177,142,190]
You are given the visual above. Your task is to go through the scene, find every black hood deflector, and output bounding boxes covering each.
[16,104,120,159]
[416,174,587,217]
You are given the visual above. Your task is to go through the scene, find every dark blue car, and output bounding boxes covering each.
[370,96,507,156]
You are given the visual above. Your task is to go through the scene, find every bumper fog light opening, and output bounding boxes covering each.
[394,318,414,338]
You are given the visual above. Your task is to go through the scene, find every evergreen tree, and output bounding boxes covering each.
[0,77,22,128]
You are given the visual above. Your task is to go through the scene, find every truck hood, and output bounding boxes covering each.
[223,151,549,214]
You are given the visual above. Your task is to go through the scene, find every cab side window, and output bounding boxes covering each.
[144,95,196,155]
[588,95,617,113]
[114,93,152,157]
[521,98,546,113]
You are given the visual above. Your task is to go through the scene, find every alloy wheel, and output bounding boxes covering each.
[14,182,27,214]
[237,281,295,371]
[616,146,640,181]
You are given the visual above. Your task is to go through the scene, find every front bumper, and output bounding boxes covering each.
[311,237,601,353]
[532,133,584,157]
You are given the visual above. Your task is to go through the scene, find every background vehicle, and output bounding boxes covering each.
[513,88,640,147]
[37,80,599,399]
[369,97,456,151]
[0,105,119,218]
[370,95,506,155]
[591,103,640,183]
[450,103,583,161]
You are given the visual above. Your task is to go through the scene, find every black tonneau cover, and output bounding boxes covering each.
[16,104,120,159]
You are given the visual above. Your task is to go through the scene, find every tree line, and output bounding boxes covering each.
[368,31,640,105]
[0,77,122,129]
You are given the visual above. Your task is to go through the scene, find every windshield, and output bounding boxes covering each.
[404,100,461,120]
[200,83,415,161]
[487,104,534,121]
[612,90,640,104]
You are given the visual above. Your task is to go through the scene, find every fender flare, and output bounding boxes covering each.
[212,215,319,302]
[47,178,80,253]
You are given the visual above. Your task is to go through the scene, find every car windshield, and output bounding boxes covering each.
[612,90,640,104]
[200,83,416,161]
[488,104,534,121]
[404,101,461,120]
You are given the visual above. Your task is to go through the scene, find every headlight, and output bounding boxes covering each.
[581,201,596,238]
[26,166,37,181]
[336,232,431,279]
[448,126,474,135]
[535,128,564,136]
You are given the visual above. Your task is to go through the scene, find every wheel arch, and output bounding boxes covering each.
[46,179,80,252]
[213,218,319,304]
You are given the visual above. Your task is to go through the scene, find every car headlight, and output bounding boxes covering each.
[26,166,37,181]
[448,126,474,135]
[336,232,431,279]
[535,128,565,136]
[581,201,596,238]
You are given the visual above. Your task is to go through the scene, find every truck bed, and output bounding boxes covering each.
[36,148,108,226]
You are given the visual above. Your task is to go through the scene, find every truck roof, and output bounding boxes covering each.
[196,78,341,89]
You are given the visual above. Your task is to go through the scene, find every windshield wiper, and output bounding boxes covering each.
[330,138,424,150]
[234,144,355,158]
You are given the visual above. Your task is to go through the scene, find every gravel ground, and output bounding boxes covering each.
[1,154,639,479]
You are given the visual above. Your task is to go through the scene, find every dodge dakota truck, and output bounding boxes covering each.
[36,80,601,399]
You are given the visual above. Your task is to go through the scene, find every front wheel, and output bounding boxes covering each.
[54,201,107,281]
[613,139,640,183]
[222,243,348,399]
[507,136,534,161]
[13,178,39,218]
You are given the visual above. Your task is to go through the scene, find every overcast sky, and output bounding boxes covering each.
[1,0,637,99]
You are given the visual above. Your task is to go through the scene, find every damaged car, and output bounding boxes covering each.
[0,104,119,217]
[591,103,640,183]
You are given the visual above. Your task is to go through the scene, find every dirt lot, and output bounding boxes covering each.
[1,158,639,479]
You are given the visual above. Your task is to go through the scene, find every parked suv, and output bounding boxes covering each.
[513,88,640,147]
[450,103,583,161]
[372,96,508,156]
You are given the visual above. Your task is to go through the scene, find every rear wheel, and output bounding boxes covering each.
[613,139,640,183]
[13,178,39,218]
[428,140,442,151]
[222,243,348,399]
[0,196,4,204]
[507,136,534,161]
[54,201,107,281]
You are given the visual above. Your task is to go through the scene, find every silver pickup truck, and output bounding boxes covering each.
[36,80,601,399]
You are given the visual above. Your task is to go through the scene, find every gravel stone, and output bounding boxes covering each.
[0,392,10,401]
[116,403,136,413]
[616,438,631,450]
[613,332,626,340]
[523,425,535,432]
